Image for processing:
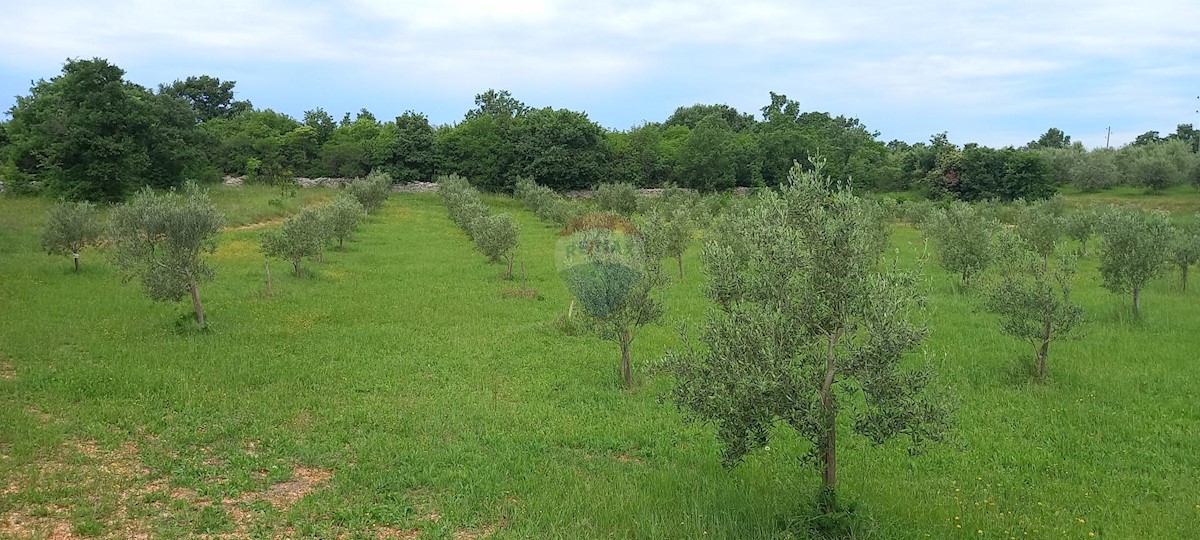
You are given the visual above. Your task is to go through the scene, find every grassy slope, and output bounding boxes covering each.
[0,187,1197,538]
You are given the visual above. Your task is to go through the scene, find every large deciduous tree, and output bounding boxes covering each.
[6,58,204,201]
[663,161,951,509]
[158,75,251,123]
[110,184,223,328]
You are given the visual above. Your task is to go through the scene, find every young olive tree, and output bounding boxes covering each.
[925,201,999,287]
[1097,206,1173,314]
[559,214,666,387]
[985,234,1083,380]
[323,193,364,250]
[1064,208,1099,257]
[42,200,104,272]
[261,207,327,276]
[639,206,693,279]
[594,182,639,216]
[663,162,951,509]
[1013,199,1064,266]
[1169,215,1200,291]
[347,171,391,215]
[472,213,521,279]
[110,184,223,328]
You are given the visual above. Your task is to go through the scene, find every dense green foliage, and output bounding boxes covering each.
[4,59,209,200]
[6,59,1197,205]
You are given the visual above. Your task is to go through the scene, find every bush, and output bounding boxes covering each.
[594,182,639,215]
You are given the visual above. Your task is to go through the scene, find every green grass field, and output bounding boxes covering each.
[1,186,1198,539]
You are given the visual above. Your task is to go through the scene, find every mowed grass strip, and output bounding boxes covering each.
[0,187,1196,538]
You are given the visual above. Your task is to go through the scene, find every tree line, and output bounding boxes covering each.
[2,58,1198,203]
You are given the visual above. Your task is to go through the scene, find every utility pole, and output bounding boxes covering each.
[1106,126,1111,149]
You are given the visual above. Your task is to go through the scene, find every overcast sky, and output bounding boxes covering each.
[1,0,1197,148]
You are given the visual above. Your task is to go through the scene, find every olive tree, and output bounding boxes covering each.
[662,163,951,509]
[1097,206,1173,314]
[322,193,364,250]
[559,214,666,387]
[1064,208,1100,257]
[925,201,999,287]
[261,207,326,276]
[347,170,391,215]
[594,182,639,216]
[472,213,520,278]
[1013,199,1064,265]
[110,184,223,328]
[984,235,1083,380]
[42,200,104,272]
[639,205,693,279]
[1169,215,1200,291]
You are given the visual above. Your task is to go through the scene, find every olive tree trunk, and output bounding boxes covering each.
[189,281,206,329]
[1036,319,1052,380]
[820,331,839,495]
[620,327,633,388]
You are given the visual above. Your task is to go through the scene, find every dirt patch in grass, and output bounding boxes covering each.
[2,439,156,539]
[225,216,287,232]
[0,357,13,380]
[375,526,422,539]
[452,522,504,540]
[614,452,642,464]
[0,513,80,539]
[260,466,332,509]
[406,488,443,523]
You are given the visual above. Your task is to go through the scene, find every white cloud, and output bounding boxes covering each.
[1,0,1197,145]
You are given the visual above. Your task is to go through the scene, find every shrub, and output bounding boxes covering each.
[926,201,999,286]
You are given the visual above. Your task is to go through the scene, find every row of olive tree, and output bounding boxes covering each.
[259,173,390,276]
[438,175,521,279]
[514,178,584,225]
